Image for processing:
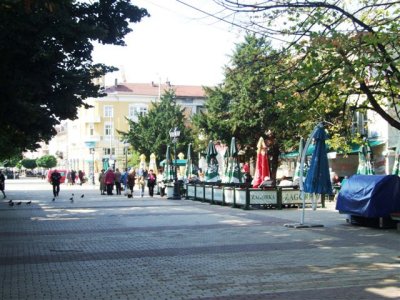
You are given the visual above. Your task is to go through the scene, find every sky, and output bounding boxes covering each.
[92,0,243,87]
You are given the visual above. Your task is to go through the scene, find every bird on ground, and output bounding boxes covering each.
[16,201,22,205]
[9,201,14,206]
[127,194,132,198]
[8,199,12,204]
[80,194,84,198]
[52,198,55,201]
[26,201,31,205]
[69,197,74,201]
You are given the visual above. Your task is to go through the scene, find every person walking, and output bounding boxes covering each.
[78,170,85,185]
[157,169,165,197]
[127,169,136,196]
[147,169,156,197]
[121,168,128,194]
[71,170,76,185]
[114,168,122,195]
[0,170,6,199]
[105,168,115,195]
[50,169,61,199]
[98,169,106,195]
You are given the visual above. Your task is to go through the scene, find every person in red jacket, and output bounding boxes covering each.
[105,168,115,195]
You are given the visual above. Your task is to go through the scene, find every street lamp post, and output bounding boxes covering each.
[169,127,181,200]
[89,147,95,185]
[123,141,130,170]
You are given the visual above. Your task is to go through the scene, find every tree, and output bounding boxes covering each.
[213,1,400,130]
[1,154,23,168]
[194,34,344,179]
[36,155,57,169]
[120,90,193,163]
[0,0,149,159]
[21,158,37,170]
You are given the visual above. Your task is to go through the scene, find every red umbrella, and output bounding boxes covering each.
[252,137,270,188]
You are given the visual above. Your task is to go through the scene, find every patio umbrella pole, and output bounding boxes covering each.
[299,125,319,225]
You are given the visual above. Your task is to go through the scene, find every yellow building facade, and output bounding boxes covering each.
[49,82,206,179]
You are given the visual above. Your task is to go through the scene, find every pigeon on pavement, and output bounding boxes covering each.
[80,194,84,198]
[26,201,31,205]
[9,201,14,206]
[16,201,22,205]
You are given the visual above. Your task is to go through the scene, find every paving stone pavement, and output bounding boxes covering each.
[0,178,399,300]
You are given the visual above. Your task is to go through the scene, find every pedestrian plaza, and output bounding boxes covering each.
[1,178,399,299]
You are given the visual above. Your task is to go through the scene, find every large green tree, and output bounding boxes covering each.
[121,90,193,163]
[0,0,148,159]
[195,35,345,179]
[213,0,400,131]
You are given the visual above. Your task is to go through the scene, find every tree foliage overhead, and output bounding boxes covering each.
[0,0,149,159]
[213,0,400,130]
[121,90,193,164]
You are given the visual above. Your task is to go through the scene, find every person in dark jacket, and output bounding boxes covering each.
[147,169,156,197]
[50,169,62,198]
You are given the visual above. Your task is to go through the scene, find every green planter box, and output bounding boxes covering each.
[213,186,223,203]
[204,185,213,201]
[187,184,195,199]
[223,187,235,204]
[249,189,278,205]
[195,184,204,200]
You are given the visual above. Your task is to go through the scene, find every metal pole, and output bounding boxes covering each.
[92,148,95,185]
[173,141,181,199]
[125,147,128,169]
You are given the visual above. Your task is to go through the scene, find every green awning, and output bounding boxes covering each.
[159,159,187,167]
[282,139,385,159]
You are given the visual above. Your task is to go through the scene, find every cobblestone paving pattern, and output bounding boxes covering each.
[1,179,399,299]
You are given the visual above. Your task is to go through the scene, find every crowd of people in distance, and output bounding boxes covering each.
[98,167,165,198]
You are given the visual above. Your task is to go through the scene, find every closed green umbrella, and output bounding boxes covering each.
[357,141,374,175]
[205,140,219,182]
[164,146,174,181]
[226,137,242,184]
[185,143,196,179]
[293,137,308,184]
[222,144,230,183]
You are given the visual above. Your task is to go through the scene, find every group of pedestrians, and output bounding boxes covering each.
[66,170,85,185]
[98,167,165,197]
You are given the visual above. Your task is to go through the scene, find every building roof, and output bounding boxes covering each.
[104,82,207,98]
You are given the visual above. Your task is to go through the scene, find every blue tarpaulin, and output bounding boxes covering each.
[336,175,400,218]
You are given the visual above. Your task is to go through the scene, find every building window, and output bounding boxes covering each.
[104,105,113,118]
[128,105,148,122]
[89,123,94,136]
[351,111,368,136]
[103,148,115,155]
[104,122,113,136]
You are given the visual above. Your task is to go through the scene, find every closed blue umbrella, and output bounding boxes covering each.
[289,123,331,227]
[205,140,219,182]
[303,125,332,195]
